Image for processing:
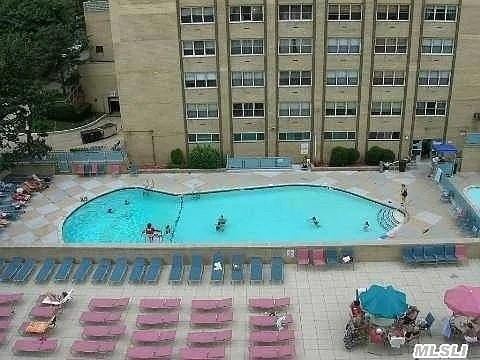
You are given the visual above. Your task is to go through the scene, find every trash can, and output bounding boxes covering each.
[399,159,407,172]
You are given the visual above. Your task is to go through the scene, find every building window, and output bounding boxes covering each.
[418,70,451,86]
[415,101,447,116]
[425,5,457,21]
[326,70,358,86]
[421,38,454,54]
[278,71,311,86]
[231,71,264,87]
[278,4,313,21]
[232,102,264,117]
[278,38,312,54]
[323,131,356,140]
[184,72,217,88]
[325,102,357,116]
[278,102,311,117]
[278,131,311,141]
[327,4,362,21]
[186,104,218,119]
[368,131,401,140]
[372,71,405,86]
[95,46,104,54]
[188,133,220,143]
[182,40,216,57]
[371,102,402,116]
[233,132,265,142]
[231,39,264,55]
[230,5,263,22]
[375,37,407,54]
[327,38,361,54]
[376,4,410,21]
[180,7,215,23]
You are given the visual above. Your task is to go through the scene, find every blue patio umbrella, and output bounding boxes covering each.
[359,284,408,319]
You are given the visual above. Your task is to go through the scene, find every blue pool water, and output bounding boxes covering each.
[62,185,403,244]
[466,186,480,210]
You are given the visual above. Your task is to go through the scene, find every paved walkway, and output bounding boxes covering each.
[0,261,479,359]
[0,163,473,246]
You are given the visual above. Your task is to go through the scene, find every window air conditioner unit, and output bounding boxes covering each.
[474,113,480,120]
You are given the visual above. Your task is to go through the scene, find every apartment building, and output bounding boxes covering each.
[80,0,480,165]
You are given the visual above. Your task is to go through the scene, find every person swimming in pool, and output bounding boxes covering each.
[124,199,130,205]
[107,208,113,213]
[363,221,370,231]
[310,216,320,227]
[142,223,159,242]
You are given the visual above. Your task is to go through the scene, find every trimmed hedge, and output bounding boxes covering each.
[48,103,92,122]
[365,146,396,165]
[329,146,360,166]
[170,148,185,167]
[188,145,224,169]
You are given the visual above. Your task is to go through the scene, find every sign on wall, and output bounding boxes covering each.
[300,143,309,155]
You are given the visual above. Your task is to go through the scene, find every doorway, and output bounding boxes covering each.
[108,97,120,114]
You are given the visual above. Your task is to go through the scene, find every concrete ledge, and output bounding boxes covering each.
[1,238,478,264]
[312,166,378,171]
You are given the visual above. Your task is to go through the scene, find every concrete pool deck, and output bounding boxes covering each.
[0,162,476,247]
[1,261,480,359]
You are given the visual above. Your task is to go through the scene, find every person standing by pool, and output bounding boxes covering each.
[401,184,408,206]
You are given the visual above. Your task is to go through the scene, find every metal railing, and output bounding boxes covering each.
[227,156,292,169]
[83,1,109,12]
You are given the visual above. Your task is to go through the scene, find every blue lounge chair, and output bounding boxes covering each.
[423,246,436,263]
[72,258,93,283]
[144,257,162,284]
[413,246,425,264]
[270,257,284,284]
[54,257,75,282]
[169,254,183,284]
[340,247,355,268]
[250,257,263,284]
[210,252,224,284]
[231,254,244,284]
[13,258,36,283]
[129,257,148,284]
[92,258,112,283]
[0,257,24,282]
[325,248,338,265]
[445,245,458,263]
[188,255,203,284]
[110,257,128,284]
[433,245,447,263]
[402,247,415,264]
[35,258,56,284]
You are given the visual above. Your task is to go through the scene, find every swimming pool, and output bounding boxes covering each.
[465,186,480,211]
[62,185,404,245]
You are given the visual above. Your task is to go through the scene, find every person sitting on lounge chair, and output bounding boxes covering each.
[400,305,419,325]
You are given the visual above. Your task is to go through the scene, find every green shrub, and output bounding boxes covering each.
[188,145,224,169]
[329,147,359,166]
[170,148,185,167]
[48,103,92,122]
[365,146,396,165]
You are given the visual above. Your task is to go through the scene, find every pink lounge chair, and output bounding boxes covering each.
[249,329,295,343]
[190,310,233,326]
[70,340,116,356]
[0,293,23,305]
[180,345,225,359]
[132,330,176,344]
[312,248,326,267]
[249,314,294,328]
[0,305,14,318]
[139,298,181,311]
[296,248,309,266]
[249,344,295,359]
[456,244,467,262]
[249,297,290,311]
[79,311,122,324]
[29,305,59,319]
[89,297,130,311]
[191,298,232,311]
[0,319,11,330]
[126,345,173,359]
[136,312,179,328]
[13,338,58,354]
[82,324,127,339]
[187,329,232,344]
